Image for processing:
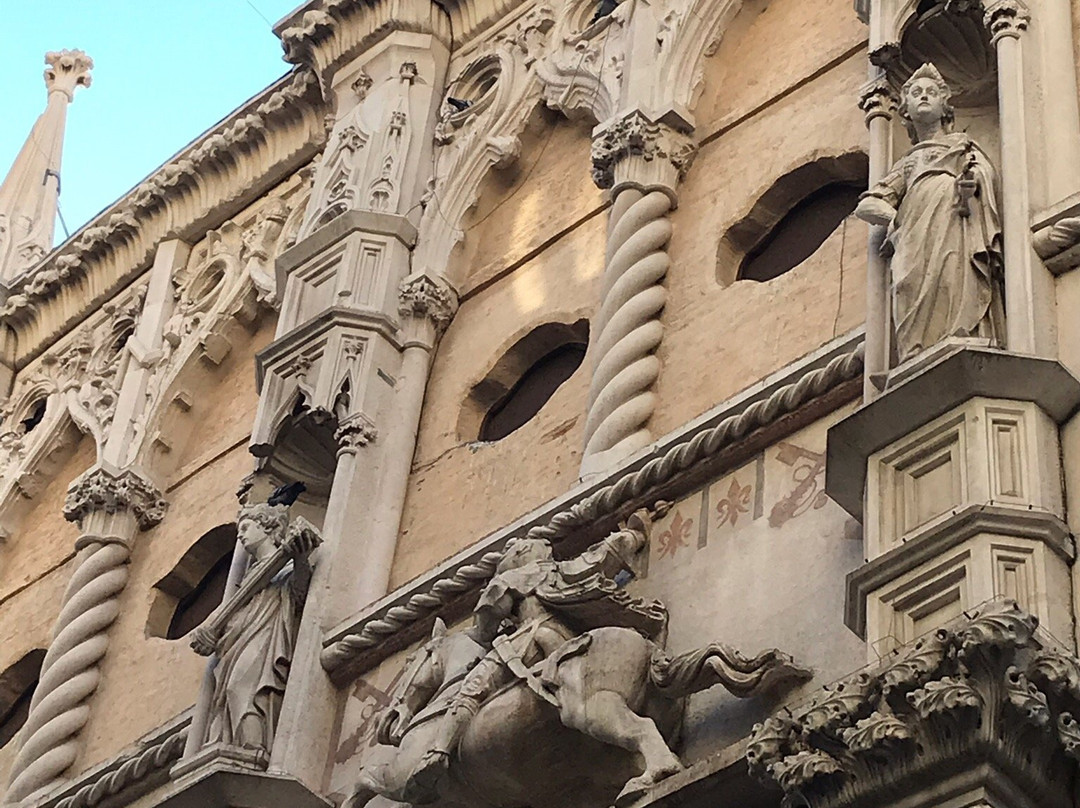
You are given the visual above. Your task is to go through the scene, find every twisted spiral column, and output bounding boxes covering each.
[582,110,696,478]
[4,465,165,806]
[582,187,672,473]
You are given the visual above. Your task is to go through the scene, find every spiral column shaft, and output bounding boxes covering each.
[3,465,164,806]
[581,188,673,475]
[583,109,695,478]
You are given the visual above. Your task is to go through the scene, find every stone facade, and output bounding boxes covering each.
[0,1,1079,808]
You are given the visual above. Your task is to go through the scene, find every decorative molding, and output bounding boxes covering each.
[747,601,1080,808]
[321,344,864,678]
[50,726,187,808]
[276,0,451,93]
[0,68,324,370]
[63,465,167,531]
[591,110,697,196]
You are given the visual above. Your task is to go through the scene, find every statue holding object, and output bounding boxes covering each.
[348,510,809,808]
[190,495,321,754]
[856,63,1005,363]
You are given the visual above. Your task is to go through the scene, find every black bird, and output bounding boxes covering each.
[446,97,472,112]
[591,0,619,23]
[268,481,306,507]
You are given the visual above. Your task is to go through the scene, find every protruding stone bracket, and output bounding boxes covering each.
[63,463,167,538]
[748,601,1080,808]
[826,346,1080,519]
[591,109,697,205]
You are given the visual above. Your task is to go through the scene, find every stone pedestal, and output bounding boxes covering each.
[159,746,329,808]
[826,346,1080,657]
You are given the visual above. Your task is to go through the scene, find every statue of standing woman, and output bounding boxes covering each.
[191,499,318,753]
[856,63,1005,363]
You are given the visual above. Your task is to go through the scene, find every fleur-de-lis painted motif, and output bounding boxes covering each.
[657,510,693,559]
[716,477,752,527]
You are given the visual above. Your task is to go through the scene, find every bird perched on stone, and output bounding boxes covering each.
[268,481,306,507]
[446,97,471,112]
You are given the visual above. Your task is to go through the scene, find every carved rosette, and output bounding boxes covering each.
[747,601,1080,808]
[3,466,165,805]
[591,111,696,198]
[984,0,1030,45]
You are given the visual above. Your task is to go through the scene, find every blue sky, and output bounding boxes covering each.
[0,0,306,241]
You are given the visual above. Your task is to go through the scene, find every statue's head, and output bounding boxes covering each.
[237,502,290,556]
[899,63,954,143]
[496,537,554,573]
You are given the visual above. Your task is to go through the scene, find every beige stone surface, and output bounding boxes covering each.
[654,55,868,437]
[694,0,867,137]
[391,213,605,588]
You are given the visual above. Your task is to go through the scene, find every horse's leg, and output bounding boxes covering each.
[561,688,683,805]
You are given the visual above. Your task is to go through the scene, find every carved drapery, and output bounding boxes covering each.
[748,601,1080,808]
[4,465,165,806]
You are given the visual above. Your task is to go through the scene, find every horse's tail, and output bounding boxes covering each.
[649,644,812,699]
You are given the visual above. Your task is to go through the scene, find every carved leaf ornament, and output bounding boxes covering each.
[748,602,1080,808]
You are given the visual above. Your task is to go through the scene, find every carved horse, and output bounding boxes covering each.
[349,621,808,808]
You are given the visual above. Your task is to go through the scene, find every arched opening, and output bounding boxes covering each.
[0,650,44,750]
[463,320,590,442]
[148,524,237,639]
[717,152,869,286]
[739,183,864,283]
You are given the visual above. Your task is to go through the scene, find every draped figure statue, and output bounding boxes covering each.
[191,501,317,753]
[856,63,1005,363]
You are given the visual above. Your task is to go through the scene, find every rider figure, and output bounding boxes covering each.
[404,511,664,803]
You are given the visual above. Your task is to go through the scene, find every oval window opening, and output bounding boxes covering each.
[480,343,587,442]
[167,551,232,639]
[739,183,863,283]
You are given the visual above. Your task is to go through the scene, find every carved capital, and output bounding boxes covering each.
[44,49,93,100]
[336,417,377,456]
[591,110,696,197]
[858,76,899,126]
[398,274,458,334]
[984,0,1030,44]
[64,465,167,531]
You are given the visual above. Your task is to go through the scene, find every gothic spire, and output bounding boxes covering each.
[0,50,92,282]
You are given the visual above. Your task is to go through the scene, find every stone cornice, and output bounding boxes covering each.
[275,0,451,92]
[1,68,326,371]
[320,335,864,681]
[748,601,1080,808]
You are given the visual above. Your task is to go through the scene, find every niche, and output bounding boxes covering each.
[0,650,44,750]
